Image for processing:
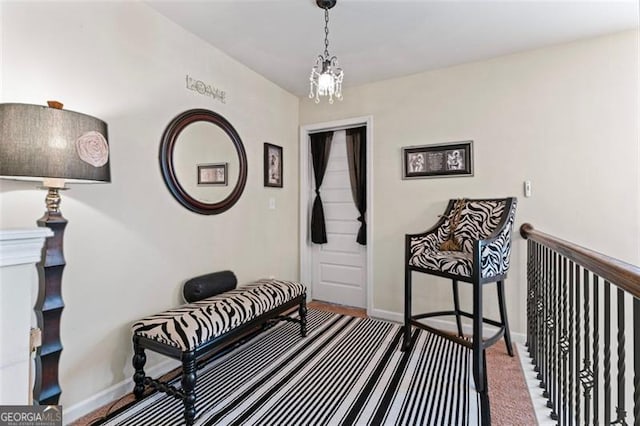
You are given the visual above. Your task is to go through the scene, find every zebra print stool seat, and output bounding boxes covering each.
[402,197,517,426]
[408,249,473,277]
[131,278,307,426]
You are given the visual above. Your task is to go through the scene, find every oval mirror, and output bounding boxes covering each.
[159,109,247,215]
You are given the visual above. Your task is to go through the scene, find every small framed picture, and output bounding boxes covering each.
[264,143,283,188]
[402,140,473,179]
[197,163,228,185]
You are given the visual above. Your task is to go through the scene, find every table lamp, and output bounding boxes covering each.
[0,101,110,405]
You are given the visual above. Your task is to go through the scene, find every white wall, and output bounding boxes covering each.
[0,2,299,412]
[300,31,640,336]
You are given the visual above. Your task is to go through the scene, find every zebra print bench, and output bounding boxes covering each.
[131,278,307,426]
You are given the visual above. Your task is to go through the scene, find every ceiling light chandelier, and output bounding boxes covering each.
[309,0,343,104]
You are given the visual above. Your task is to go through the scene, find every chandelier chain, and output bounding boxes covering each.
[324,7,330,58]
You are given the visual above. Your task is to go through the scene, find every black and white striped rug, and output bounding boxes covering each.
[102,310,479,425]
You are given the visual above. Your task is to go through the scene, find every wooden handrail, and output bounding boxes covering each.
[520,223,640,299]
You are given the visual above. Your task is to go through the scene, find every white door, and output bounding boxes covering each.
[311,130,367,308]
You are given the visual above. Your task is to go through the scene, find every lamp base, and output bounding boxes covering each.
[33,192,67,405]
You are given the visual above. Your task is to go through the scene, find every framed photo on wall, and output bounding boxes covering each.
[197,162,228,185]
[264,143,283,188]
[402,140,473,179]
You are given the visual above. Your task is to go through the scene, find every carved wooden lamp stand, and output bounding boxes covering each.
[0,101,110,405]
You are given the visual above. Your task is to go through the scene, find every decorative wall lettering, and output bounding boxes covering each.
[185,75,226,103]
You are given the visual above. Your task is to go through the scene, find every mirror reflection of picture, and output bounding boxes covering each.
[264,143,283,188]
[198,163,227,185]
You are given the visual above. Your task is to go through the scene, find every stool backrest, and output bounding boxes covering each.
[445,198,514,253]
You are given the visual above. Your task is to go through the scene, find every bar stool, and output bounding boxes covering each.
[402,197,518,425]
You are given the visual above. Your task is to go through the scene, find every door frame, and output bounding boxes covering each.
[299,115,374,314]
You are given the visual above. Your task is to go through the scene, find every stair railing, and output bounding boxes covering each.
[521,223,640,425]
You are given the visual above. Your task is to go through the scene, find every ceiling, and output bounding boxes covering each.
[148,0,639,97]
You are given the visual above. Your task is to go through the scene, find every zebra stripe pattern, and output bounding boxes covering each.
[131,279,306,351]
[408,199,517,278]
[479,200,517,278]
[105,310,479,426]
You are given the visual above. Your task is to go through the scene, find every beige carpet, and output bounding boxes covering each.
[72,301,536,425]
[486,342,536,425]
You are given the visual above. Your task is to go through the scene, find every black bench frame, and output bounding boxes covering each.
[132,293,307,425]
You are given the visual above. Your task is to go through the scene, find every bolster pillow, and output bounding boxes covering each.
[183,270,237,303]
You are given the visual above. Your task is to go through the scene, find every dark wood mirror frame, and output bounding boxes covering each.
[159,109,248,215]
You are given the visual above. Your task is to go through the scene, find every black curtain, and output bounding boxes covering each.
[346,126,367,245]
[310,131,334,244]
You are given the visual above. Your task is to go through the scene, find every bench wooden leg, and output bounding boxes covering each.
[299,294,307,337]
[132,338,146,399]
[182,351,197,426]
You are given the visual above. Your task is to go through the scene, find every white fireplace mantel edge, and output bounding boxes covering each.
[0,228,53,267]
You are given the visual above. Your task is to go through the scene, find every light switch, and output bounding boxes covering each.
[524,180,532,198]
[268,197,276,209]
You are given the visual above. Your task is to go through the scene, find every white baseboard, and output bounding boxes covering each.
[368,308,403,324]
[63,358,180,425]
[517,342,554,425]
[368,308,526,344]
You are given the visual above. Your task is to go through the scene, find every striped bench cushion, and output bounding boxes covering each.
[132,279,306,351]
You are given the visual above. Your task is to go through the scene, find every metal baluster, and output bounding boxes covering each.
[532,240,540,365]
[529,243,541,356]
[575,263,582,425]
[550,251,558,420]
[614,289,627,425]
[540,245,548,393]
[583,270,592,424]
[543,246,551,401]
[568,260,575,426]
[524,240,533,350]
[633,298,640,426]
[536,242,544,385]
[594,275,600,425]
[557,253,563,423]
[561,256,568,425]
[533,242,540,374]
[605,280,611,425]
[527,240,534,352]
[546,250,557,412]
